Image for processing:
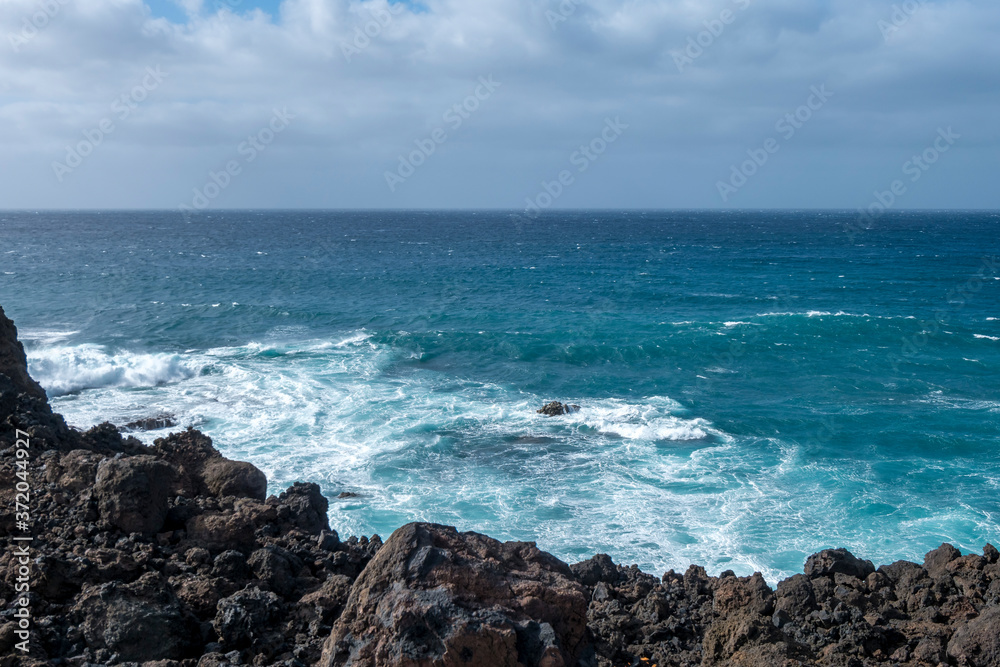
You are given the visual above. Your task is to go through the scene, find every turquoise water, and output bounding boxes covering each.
[1,210,999,581]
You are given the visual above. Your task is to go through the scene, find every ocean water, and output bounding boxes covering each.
[2,210,999,582]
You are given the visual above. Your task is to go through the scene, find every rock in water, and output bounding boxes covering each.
[123,413,178,431]
[319,522,590,667]
[536,401,580,416]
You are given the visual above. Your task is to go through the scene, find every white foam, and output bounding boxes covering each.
[28,345,197,397]
[18,329,80,345]
[973,334,1000,341]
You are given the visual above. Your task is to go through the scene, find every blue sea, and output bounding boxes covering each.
[2,210,999,582]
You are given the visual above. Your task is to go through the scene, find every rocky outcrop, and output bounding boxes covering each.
[123,413,179,431]
[1,304,999,667]
[0,305,46,401]
[536,401,581,416]
[320,523,590,667]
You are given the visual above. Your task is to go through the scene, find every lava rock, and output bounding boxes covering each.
[803,548,875,580]
[214,586,283,649]
[536,401,580,416]
[319,522,590,667]
[73,572,200,661]
[123,414,179,432]
[94,455,177,534]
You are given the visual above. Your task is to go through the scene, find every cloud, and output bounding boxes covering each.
[0,0,998,209]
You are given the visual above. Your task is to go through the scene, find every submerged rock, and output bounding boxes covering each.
[536,401,581,416]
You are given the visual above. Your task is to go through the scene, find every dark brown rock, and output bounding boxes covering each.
[203,458,268,501]
[925,542,962,578]
[947,606,1000,666]
[803,548,875,580]
[536,401,580,416]
[154,428,268,501]
[273,481,330,533]
[214,586,283,649]
[319,522,590,667]
[94,455,177,534]
[124,413,178,431]
[0,305,47,401]
[73,572,200,661]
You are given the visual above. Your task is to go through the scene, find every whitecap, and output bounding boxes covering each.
[28,345,197,397]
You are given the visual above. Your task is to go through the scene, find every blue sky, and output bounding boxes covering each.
[0,0,998,210]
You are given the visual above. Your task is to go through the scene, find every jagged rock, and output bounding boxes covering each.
[273,482,330,533]
[248,546,299,598]
[570,553,621,587]
[155,429,267,501]
[319,522,590,667]
[536,401,580,416]
[947,606,1000,666]
[803,548,875,579]
[73,572,200,661]
[124,413,178,431]
[44,448,104,491]
[212,550,251,581]
[214,586,283,649]
[0,305,47,401]
[94,455,177,534]
[925,542,962,578]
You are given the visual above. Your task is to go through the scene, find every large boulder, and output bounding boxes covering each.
[214,586,283,650]
[319,523,590,667]
[94,455,177,534]
[803,548,875,580]
[273,481,330,533]
[73,572,200,661]
[947,606,1000,666]
[154,428,267,501]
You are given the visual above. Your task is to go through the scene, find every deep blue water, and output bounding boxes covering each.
[1,210,999,581]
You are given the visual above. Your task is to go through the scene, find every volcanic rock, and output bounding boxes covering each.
[319,522,590,667]
[536,401,581,416]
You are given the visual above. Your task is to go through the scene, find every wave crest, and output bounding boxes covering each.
[28,345,197,397]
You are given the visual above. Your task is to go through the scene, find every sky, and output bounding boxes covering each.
[0,0,997,210]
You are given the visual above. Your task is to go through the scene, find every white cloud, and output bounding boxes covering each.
[0,0,998,209]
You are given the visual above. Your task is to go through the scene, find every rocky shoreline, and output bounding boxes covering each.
[1,304,998,667]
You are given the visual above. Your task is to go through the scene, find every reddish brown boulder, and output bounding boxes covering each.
[319,523,590,667]
[94,455,177,534]
[947,606,1000,666]
[154,428,267,501]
